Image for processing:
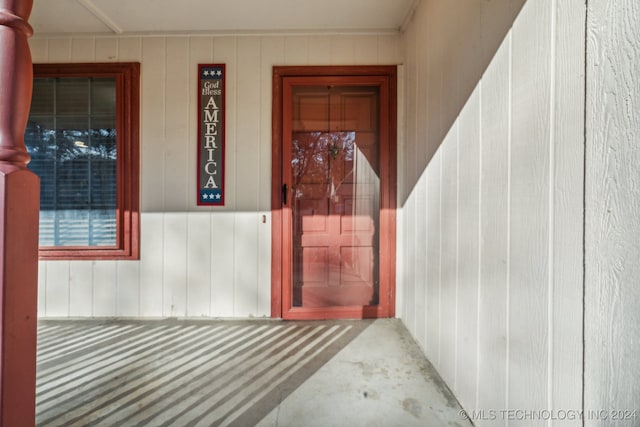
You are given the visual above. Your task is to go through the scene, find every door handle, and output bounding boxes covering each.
[282,183,288,205]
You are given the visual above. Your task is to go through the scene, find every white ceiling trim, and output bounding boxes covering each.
[30,0,416,37]
[77,0,123,34]
[32,27,401,39]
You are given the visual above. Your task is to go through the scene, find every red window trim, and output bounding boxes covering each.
[33,62,140,260]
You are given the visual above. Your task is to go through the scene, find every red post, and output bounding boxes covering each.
[0,0,39,426]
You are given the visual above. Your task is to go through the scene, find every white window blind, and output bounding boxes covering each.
[25,77,117,247]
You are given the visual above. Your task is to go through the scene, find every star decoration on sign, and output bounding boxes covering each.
[202,68,223,79]
[200,190,223,203]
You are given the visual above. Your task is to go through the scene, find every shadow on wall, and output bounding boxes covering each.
[400,0,526,205]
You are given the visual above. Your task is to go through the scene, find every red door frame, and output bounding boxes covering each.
[271,66,397,320]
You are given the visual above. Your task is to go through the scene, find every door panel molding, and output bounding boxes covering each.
[271,66,397,319]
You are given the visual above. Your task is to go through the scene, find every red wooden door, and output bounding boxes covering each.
[277,70,395,320]
[289,86,379,308]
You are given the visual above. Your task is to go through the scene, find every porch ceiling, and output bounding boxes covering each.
[30,0,418,36]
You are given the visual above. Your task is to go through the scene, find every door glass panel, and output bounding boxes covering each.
[291,86,380,308]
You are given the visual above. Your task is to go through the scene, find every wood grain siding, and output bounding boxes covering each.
[585,0,640,419]
[399,0,584,423]
[30,34,402,318]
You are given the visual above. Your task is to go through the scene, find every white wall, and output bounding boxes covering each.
[399,0,585,423]
[30,33,402,318]
[585,0,640,419]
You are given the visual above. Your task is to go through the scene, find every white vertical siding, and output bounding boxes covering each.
[70,38,94,62]
[95,38,117,62]
[399,0,585,423]
[44,261,70,316]
[210,212,235,316]
[439,124,458,387]
[401,16,417,334]
[585,0,640,419]
[550,0,585,412]
[477,34,510,415]
[48,39,71,62]
[30,32,401,318]
[413,172,427,348]
[186,213,212,317]
[378,35,402,65]
[140,37,167,212]
[93,261,117,316]
[353,35,377,64]
[403,184,415,331]
[509,0,551,413]
[164,38,190,212]
[456,86,480,409]
[284,37,308,64]
[308,36,331,64]
[163,214,188,316]
[117,37,142,62]
[214,37,238,211]
[235,37,261,213]
[139,213,164,316]
[115,260,139,317]
[425,150,441,365]
[69,261,93,316]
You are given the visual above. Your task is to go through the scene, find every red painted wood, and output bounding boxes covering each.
[31,63,140,260]
[0,0,39,425]
[0,172,39,427]
[289,87,379,309]
[270,71,284,317]
[271,66,397,320]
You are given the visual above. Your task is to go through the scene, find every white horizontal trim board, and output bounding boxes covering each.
[31,33,402,318]
[398,0,584,424]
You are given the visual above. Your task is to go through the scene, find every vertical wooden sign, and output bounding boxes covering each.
[197,64,225,205]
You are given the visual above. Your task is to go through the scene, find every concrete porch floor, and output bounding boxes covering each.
[36,318,471,427]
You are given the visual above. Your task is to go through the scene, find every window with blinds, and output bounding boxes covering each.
[26,77,118,247]
[25,63,140,260]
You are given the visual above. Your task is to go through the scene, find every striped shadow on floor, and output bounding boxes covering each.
[36,319,371,427]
